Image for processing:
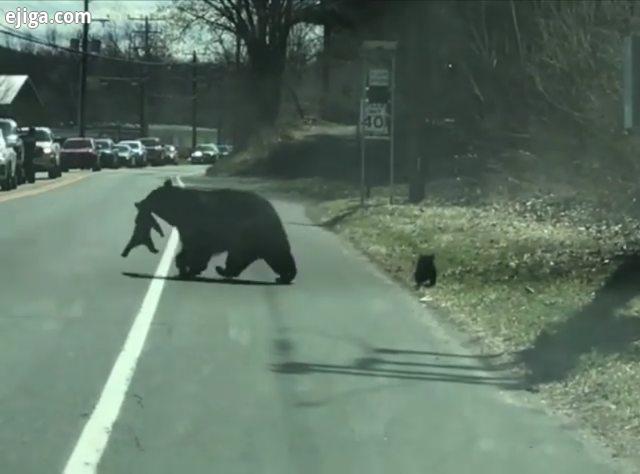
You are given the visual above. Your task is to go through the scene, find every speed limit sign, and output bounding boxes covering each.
[361,102,389,138]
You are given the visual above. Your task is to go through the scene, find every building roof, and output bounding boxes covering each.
[0,75,42,106]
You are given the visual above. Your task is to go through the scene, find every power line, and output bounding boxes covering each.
[0,24,185,67]
[0,24,232,86]
[78,0,89,136]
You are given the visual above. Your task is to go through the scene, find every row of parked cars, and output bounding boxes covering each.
[63,137,180,170]
[0,117,185,191]
[59,137,180,171]
[0,116,234,192]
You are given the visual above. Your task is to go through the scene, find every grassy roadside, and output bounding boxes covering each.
[256,176,640,461]
[306,189,640,461]
[208,123,640,461]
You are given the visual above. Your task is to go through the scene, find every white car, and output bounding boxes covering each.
[189,143,219,164]
[118,140,147,167]
[0,130,17,190]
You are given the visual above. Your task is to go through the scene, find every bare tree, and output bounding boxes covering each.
[101,22,127,58]
[287,22,321,76]
[202,30,246,66]
[170,0,323,129]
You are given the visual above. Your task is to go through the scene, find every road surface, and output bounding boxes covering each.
[0,166,633,473]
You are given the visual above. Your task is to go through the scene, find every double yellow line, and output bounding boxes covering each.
[0,172,89,204]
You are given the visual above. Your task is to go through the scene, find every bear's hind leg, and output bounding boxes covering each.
[264,250,297,284]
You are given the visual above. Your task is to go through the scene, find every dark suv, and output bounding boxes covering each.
[95,138,119,168]
[139,137,165,166]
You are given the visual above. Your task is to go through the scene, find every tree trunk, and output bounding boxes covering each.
[286,82,306,120]
[247,41,287,128]
[404,1,430,203]
[321,22,332,119]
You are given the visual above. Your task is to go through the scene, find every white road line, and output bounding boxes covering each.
[63,180,183,474]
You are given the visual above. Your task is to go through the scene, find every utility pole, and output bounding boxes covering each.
[405,2,428,204]
[144,16,150,57]
[78,0,89,137]
[192,50,198,150]
[141,17,149,137]
[139,76,147,137]
[129,15,163,137]
[233,0,241,148]
[128,15,163,59]
[76,1,109,137]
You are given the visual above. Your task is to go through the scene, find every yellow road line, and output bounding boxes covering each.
[0,173,90,204]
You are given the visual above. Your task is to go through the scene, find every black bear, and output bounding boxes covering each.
[122,179,297,284]
[414,254,437,289]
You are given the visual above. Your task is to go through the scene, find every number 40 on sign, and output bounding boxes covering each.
[361,102,390,139]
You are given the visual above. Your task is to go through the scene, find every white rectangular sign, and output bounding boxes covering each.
[361,102,390,138]
[368,68,390,87]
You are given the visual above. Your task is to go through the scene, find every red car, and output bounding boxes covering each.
[60,137,101,172]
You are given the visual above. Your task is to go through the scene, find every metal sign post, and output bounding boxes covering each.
[359,41,397,205]
[389,54,396,205]
[359,54,367,206]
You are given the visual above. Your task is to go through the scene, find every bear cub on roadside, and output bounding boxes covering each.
[414,254,437,289]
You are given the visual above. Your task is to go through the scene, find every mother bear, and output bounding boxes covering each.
[122,179,297,284]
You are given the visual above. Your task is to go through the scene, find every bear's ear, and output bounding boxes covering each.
[134,201,141,209]
[163,179,173,188]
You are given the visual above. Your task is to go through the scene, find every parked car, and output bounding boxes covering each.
[162,144,178,164]
[140,137,165,166]
[95,138,119,168]
[0,118,25,184]
[60,137,101,171]
[189,143,219,164]
[218,144,234,158]
[118,140,147,167]
[113,143,134,168]
[18,127,62,179]
[0,130,18,190]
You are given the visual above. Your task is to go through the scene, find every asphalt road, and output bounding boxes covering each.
[0,166,633,473]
